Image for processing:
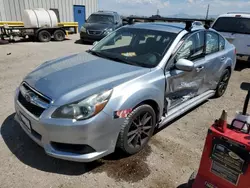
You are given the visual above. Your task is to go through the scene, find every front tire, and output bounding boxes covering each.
[214,69,231,98]
[116,104,156,155]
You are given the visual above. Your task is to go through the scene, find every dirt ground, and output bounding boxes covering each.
[0,35,249,188]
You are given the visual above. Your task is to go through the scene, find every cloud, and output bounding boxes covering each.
[115,0,170,8]
[99,0,250,17]
[187,0,194,4]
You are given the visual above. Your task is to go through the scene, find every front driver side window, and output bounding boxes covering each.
[175,31,205,62]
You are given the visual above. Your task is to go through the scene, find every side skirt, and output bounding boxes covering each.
[158,90,215,128]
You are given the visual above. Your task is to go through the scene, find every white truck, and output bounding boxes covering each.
[212,12,250,61]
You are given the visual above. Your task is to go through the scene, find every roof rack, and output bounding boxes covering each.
[98,10,117,14]
[123,16,213,31]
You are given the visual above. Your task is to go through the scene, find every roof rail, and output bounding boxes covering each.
[227,11,250,14]
[98,10,117,14]
[123,16,213,31]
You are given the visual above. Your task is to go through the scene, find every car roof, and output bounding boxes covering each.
[218,12,250,18]
[125,22,205,34]
[92,11,117,16]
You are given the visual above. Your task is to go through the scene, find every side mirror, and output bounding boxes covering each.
[93,41,98,46]
[175,59,194,72]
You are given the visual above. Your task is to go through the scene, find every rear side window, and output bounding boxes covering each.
[212,17,250,34]
[219,35,225,51]
[206,31,219,54]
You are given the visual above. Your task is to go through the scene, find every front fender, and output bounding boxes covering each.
[118,86,164,113]
[103,70,165,120]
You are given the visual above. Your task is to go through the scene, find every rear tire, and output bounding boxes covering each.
[38,30,51,42]
[116,104,156,155]
[54,30,65,41]
[214,69,231,98]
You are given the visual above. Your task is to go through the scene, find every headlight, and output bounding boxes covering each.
[104,28,113,35]
[81,26,86,33]
[52,89,112,120]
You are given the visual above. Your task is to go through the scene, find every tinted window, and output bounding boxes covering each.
[87,14,114,23]
[115,14,120,23]
[219,35,225,51]
[206,31,219,54]
[92,28,177,68]
[176,31,205,61]
[213,17,250,34]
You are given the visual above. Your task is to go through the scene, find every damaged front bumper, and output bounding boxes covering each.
[14,95,123,162]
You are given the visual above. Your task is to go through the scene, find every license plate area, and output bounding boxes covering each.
[20,112,31,131]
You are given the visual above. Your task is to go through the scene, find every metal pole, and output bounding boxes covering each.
[243,92,250,115]
[206,4,210,20]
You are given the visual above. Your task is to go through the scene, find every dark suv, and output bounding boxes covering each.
[80,11,123,43]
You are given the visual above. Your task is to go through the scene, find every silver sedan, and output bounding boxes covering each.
[14,19,236,162]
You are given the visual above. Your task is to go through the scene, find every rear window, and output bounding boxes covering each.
[212,17,250,34]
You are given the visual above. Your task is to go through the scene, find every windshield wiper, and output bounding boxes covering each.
[87,50,108,58]
[105,55,140,66]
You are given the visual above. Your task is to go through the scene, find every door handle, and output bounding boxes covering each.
[221,57,226,61]
[196,66,204,72]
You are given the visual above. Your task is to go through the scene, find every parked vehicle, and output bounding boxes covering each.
[0,8,66,42]
[192,21,203,26]
[212,12,250,60]
[14,17,236,162]
[80,11,123,43]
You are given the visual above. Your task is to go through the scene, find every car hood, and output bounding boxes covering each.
[84,22,113,30]
[24,52,150,105]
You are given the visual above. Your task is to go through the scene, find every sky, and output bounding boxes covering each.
[99,0,250,17]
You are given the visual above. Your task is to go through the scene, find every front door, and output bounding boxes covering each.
[165,31,207,109]
[73,5,86,32]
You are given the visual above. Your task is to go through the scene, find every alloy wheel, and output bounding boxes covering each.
[127,112,153,149]
[218,70,230,96]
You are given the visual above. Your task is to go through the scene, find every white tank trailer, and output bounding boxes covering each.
[23,8,58,28]
[0,8,66,42]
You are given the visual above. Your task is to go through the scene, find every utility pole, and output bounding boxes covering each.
[157,9,160,16]
[206,4,210,19]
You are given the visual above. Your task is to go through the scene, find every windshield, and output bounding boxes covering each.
[212,17,250,34]
[90,27,177,68]
[87,14,114,24]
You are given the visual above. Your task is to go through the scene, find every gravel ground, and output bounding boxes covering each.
[0,35,249,188]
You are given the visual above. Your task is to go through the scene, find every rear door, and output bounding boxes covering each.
[165,31,207,109]
[212,16,250,56]
[204,31,228,90]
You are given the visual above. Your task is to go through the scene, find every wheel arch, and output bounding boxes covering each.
[109,86,165,122]
[133,99,161,122]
